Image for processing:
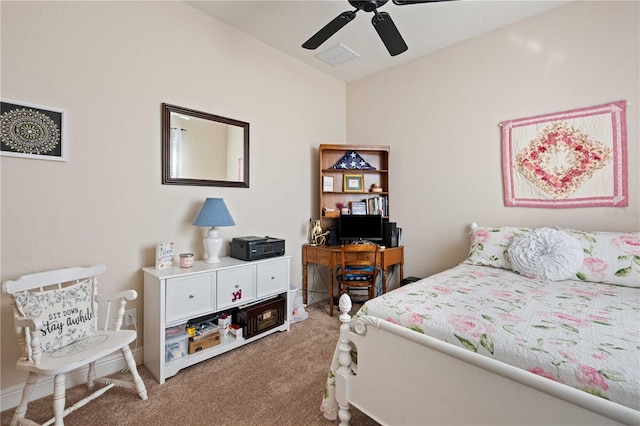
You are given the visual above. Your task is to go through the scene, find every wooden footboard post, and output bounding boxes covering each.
[336,294,353,426]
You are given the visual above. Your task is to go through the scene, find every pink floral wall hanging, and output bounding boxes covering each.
[502,101,627,208]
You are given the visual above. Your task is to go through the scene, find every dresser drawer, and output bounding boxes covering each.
[256,259,288,298]
[166,274,215,323]
[217,267,255,309]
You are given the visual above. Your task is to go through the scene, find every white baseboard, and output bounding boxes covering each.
[1,347,143,411]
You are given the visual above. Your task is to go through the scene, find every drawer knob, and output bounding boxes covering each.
[270,276,275,280]
[234,284,240,288]
[189,294,195,299]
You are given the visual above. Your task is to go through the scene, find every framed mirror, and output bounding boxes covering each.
[162,103,249,188]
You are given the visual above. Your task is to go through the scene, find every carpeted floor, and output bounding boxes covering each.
[1,302,379,426]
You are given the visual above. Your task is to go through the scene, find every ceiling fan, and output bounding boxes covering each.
[302,0,455,57]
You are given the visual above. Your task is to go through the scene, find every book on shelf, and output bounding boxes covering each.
[350,201,367,215]
[155,241,175,269]
[364,196,388,216]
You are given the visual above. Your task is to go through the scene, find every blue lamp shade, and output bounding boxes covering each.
[192,198,235,227]
[192,198,235,263]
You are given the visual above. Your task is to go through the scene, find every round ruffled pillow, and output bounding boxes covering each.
[507,228,583,281]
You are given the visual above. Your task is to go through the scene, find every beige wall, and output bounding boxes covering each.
[0,1,346,391]
[1,0,638,403]
[347,1,639,279]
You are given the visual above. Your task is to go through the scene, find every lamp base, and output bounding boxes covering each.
[203,227,223,263]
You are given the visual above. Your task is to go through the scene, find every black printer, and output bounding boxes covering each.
[230,236,285,261]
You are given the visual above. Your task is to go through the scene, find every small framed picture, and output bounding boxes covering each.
[323,176,334,192]
[343,174,364,193]
[0,99,67,161]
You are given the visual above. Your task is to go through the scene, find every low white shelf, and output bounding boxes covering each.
[143,255,291,384]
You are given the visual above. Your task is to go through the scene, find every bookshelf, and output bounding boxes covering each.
[318,144,390,230]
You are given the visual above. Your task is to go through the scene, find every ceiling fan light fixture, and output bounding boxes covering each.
[315,43,360,66]
[303,0,456,57]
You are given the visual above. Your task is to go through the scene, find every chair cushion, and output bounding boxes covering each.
[14,280,96,353]
[340,266,375,281]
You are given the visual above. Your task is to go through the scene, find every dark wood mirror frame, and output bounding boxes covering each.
[162,103,250,188]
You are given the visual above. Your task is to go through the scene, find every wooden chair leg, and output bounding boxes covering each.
[121,345,148,400]
[53,374,66,426]
[11,372,38,426]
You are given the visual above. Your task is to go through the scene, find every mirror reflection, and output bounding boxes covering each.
[162,103,249,187]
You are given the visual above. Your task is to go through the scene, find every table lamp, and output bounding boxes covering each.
[192,198,236,263]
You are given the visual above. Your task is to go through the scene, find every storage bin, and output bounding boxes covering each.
[234,296,285,339]
[165,322,187,337]
[188,332,221,354]
[165,334,188,363]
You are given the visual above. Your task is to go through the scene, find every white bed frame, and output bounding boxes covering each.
[333,294,640,426]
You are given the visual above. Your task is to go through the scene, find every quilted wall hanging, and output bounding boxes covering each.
[501,100,627,208]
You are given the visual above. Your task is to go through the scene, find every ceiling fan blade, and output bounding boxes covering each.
[302,11,357,50]
[392,0,455,4]
[371,12,407,56]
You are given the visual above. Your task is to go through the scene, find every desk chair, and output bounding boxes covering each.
[335,244,380,310]
[2,264,148,426]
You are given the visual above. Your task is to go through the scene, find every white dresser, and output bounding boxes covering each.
[143,255,291,383]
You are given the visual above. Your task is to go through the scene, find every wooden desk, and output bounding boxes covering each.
[302,244,404,316]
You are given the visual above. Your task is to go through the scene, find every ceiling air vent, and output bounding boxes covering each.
[315,43,359,66]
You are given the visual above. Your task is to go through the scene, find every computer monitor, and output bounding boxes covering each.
[338,214,383,243]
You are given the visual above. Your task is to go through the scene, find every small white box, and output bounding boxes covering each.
[218,315,231,335]
[218,315,231,327]
[229,324,242,339]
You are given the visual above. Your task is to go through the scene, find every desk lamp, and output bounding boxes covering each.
[192,198,235,263]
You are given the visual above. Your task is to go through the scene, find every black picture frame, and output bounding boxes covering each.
[0,99,66,161]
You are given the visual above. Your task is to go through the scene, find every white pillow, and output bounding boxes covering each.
[560,228,640,288]
[463,223,532,270]
[508,228,583,281]
[14,280,96,353]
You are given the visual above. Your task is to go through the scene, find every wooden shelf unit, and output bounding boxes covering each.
[319,144,390,230]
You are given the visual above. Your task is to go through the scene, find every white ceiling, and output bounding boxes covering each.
[186,0,569,82]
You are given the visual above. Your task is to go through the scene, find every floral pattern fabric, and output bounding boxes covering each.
[465,224,640,288]
[566,229,640,288]
[356,264,640,410]
[464,224,531,270]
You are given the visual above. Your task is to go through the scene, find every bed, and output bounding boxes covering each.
[320,224,640,425]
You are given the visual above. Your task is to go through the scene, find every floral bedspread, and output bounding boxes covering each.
[322,264,640,418]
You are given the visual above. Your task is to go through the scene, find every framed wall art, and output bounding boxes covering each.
[343,174,364,193]
[502,100,627,208]
[0,99,67,161]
